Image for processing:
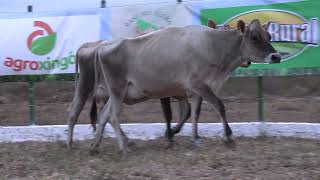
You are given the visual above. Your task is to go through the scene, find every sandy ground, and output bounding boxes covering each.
[1,76,320,126]
[1,77,320,179]
[0,137,319,180]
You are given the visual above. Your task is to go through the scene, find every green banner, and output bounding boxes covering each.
[199,0,320,76]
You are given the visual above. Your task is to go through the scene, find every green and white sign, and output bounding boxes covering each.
[0,15,100,76]
[197,0,320,76]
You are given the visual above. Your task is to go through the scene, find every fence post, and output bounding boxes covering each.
[27,5,36,125]
[257,76,267,135]
[257,76,264,122]
[28,81,36,125]
[100,0,106,8]
[27,5,33,13]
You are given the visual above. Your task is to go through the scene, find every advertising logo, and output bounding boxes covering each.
[27,21,56,56]
[3,20,75,72]
[219,10,318,61]
[135,19,159,35]
[124,10,172,36]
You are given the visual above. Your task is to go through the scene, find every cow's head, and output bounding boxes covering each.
[207,19,252,68]
[239,19,281,64]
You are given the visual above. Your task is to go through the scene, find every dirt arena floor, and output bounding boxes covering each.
[1,76,320,125]
[1,76,320,180]
[0,137,319,180]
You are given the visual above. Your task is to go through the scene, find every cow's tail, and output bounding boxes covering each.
[67,46,81,113]
[90,98,97,132]
[74,47,81,89]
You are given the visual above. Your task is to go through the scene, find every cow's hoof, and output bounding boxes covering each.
[191,134,201,142]
[171,127,181,136]
[66,144,72,151]
[192,138,205,148]
[164,129,169,138]
[225,126,233,137]
[165,129,174,139]
[223,137,236,149]
[89,149,100,156]
[127,141,136,147]
[59,142,68,149]
[121,153,127,160]
[165,140,174,149]
[117,150,128,160]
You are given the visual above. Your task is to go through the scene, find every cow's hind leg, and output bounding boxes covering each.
[171,98,192,136]
[67,55,95,150]
[67,86,91,150]
[191,84,233,144]
[89,99,98,132]
[190,96,203,141]
[162,97,191,141]
[90,100,112,154]
[160,97,174,141]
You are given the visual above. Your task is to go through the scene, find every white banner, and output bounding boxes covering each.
[0,15,101,76]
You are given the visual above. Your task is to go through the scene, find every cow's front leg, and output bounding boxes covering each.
[189,95,203,147]
[90,100,112,154]
[111,98,128,159]
[109,114,128,158]
[191,83,233,144]
[107,88,128,159]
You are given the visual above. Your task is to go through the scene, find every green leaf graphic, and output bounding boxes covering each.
[31,33,56,56]
[136,19,158,31]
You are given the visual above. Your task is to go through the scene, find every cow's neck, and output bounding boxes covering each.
[207,30,244,93]
[213,30,244,74]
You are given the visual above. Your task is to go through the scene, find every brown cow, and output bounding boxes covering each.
[88,19,252,141]
[67,19,234,150]
[89,19,281,156]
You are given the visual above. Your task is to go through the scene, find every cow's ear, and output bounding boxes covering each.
[248,19,261,31]
[237,20,246,35]
[207,19,217,29]
[262,21,270,30]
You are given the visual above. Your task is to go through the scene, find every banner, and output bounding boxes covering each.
[108,3,193,39]
[0,14,101,76]
[1,0,320,78]
[192,0,320,76]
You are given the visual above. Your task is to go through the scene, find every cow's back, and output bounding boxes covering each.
[126,26,222,88]
[98,26,240,99]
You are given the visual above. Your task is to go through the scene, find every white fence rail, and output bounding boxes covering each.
[1,122,320,142]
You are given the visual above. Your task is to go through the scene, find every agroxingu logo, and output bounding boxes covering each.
[27,21,56,56]
[3,20,75,72]
[217,9,318,61]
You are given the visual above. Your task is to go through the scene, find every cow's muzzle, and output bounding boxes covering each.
[271,53,281,63]
[240,61,251,68]
[265,53,281,64]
